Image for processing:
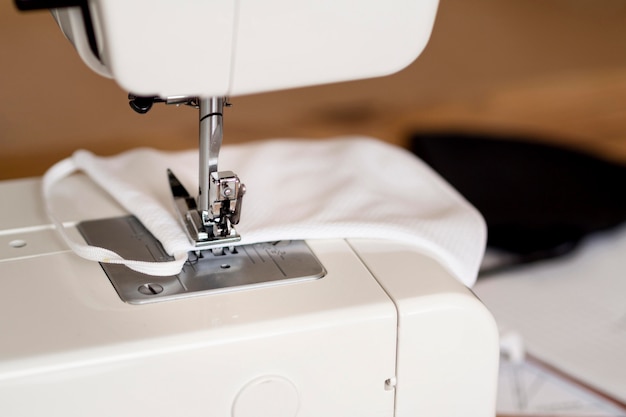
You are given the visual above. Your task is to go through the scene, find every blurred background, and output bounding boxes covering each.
[1,0,626,180]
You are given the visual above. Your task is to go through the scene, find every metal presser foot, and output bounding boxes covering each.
[168,97,246,249]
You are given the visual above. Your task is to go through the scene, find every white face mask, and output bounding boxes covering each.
[43,137,485,286]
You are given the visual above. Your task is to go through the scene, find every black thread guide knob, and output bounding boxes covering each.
[128,95,167,114]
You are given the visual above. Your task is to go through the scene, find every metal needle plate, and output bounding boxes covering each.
[77,216,326,305]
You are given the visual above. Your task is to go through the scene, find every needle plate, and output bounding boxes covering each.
[77,216,326,304]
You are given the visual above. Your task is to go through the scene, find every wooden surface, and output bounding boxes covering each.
[2,0,626,180]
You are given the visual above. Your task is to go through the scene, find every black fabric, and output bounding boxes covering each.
[410,132,626,264]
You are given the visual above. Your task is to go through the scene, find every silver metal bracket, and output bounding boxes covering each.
[169,169,242,249]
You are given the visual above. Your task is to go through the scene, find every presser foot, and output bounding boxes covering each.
[168,169,244,249]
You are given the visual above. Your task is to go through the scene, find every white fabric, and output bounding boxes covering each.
[43,137,486,286]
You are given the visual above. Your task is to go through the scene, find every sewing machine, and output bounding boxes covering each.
[1,1,499,416]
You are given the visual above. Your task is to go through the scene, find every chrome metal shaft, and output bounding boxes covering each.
[198,97,224,222]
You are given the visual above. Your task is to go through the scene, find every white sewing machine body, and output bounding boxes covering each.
[6,1,498,415]
[0,176,498,417]
[51,0,439,97]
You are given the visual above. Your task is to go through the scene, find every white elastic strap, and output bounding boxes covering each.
[42,157,189,276]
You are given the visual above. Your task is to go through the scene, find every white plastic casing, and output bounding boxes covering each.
[0,177,498,417]
[52,0,439,97]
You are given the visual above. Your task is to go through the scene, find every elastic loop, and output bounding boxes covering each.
[42,156,188,276]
